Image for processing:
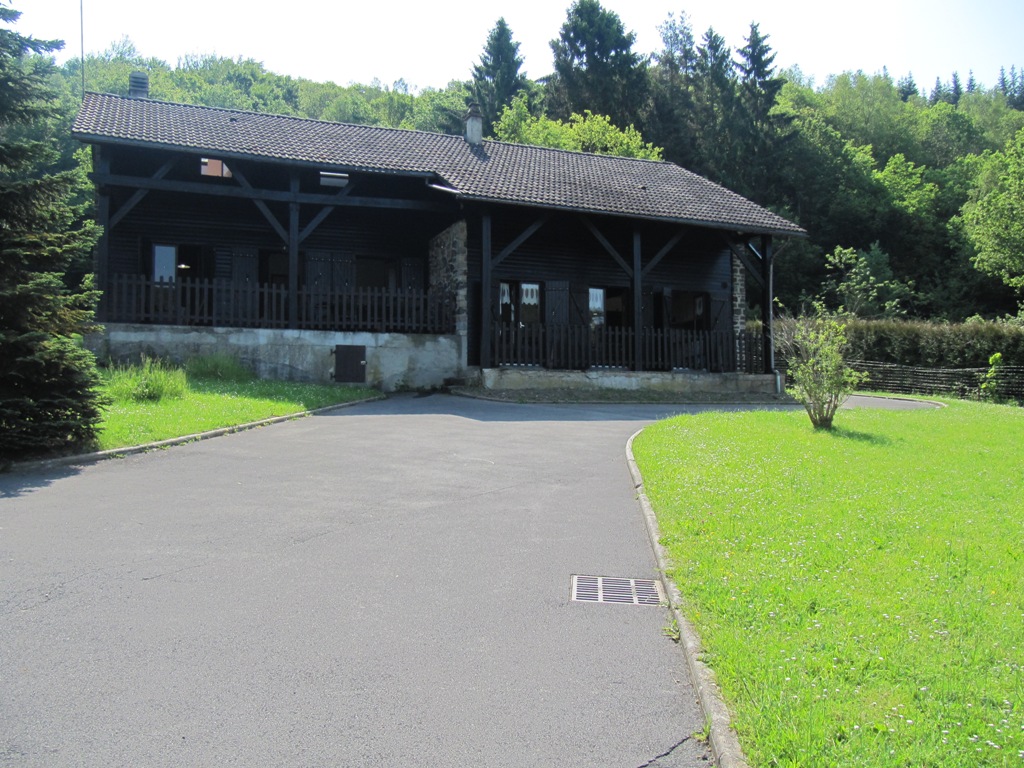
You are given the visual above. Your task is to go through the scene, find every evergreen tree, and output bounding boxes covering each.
[689,27,739,186]
[548,0,648,128]
[897,73,918,101]
[951,71,963,105]
[471,18,527,136]
[646,11,698,167]
[733,22,789,201]
[0,5,104,460]
[996,67,1009,95]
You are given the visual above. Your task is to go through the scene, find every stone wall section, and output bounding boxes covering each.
[731,248,748,364]
[428,220,469,336]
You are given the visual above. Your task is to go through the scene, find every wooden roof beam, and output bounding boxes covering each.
[581,216,632,278]
[108,158,177,230]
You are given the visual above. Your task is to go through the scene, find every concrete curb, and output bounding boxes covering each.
[626,428,751,768]
[7,394,386,474]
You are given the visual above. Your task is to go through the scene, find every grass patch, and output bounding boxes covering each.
[632,400,1023,767]
[97,359,375,450]
[105,357,189,402]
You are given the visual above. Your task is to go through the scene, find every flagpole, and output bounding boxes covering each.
[80,0,85,99]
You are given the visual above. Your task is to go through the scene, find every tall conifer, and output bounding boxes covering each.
[471,18,527,136]
[0,5,104,460]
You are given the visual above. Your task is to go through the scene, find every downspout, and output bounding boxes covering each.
[762,235,782,394]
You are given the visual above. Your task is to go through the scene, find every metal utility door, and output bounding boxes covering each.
[333,345,367,384]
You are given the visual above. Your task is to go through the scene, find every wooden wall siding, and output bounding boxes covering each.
[104,190,445,283]
[466,211,732,297]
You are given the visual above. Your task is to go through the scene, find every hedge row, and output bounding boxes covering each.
[776,318,1024,368]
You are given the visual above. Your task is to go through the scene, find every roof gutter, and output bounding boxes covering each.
[427,181,462,196]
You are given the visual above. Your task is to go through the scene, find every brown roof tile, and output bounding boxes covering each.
[73,92,805,236]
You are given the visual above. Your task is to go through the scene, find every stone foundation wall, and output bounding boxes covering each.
[482,367,778,395]
[88,324,466,392]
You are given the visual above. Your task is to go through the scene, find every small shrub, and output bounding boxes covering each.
[783,307,868,430]
[979,351,1005,402]
[106,357,189,402]
[185,353,253,382]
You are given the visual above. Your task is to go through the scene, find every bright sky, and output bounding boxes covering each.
[17,0,1024,93]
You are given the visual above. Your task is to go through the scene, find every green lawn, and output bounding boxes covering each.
[632,400,1023,767]
[97,376,376,451]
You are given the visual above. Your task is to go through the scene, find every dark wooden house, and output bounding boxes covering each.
[72,78,804,392]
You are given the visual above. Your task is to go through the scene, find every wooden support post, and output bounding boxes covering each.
[94,146,111,320]
[480,214,493,368]
[633,230,643,372]
[289,173,300,327]
[761,235,775,373]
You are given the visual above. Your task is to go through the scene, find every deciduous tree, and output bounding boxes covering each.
[962,128,1024,295]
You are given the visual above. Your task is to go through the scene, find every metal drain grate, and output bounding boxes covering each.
[571,575,665,605]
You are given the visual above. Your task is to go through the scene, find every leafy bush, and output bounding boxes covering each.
[780,308,867,429]
[185,353,253,382]
[106,357,189,402]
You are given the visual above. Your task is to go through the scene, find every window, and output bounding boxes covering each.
[200,158,232,178]
[319,171,349,188]
[519,283,541,324]
[499,281,542,325]
[668,290,710,330]
[153,244,177,283]
[589,288,605,328]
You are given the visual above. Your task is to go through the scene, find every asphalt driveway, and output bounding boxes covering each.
[0,394,746,767]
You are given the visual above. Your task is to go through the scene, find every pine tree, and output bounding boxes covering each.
[0,5,104,460]
[950,71,963,105]
[548,0,648,128]
[689,27,739,187]
[470,18,527,136]
[896,73,918,101]
[646,11,698,167]
[733,22,789,202]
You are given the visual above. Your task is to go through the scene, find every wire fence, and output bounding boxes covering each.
[850,360,1024,402]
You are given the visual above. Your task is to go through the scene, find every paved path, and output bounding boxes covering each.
[1,394,764,767]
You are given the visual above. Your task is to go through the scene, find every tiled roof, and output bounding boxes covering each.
[73,92,805,236]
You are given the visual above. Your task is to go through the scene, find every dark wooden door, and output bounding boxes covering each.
[545,281,570,368]
[333,345,367,383]
[231,247,259,324]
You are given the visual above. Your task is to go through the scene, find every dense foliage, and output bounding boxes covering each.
[844,317,1024,367]
[0,5,103,460]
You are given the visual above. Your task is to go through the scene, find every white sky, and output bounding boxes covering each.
[16,0,1024,93]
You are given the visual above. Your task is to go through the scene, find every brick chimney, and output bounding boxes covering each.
[464,102,483,146]
[129,71,149,99]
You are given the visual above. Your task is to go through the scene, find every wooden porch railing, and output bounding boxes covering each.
[104,275,455,334]
[493,322,767,374]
